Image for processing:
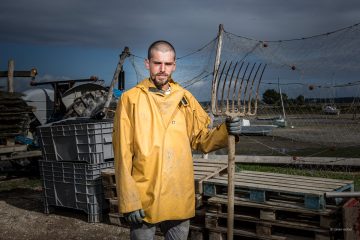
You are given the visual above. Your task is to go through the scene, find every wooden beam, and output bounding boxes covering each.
[0,69,37,78]
[7,60,14,93]
[193,154,360,167]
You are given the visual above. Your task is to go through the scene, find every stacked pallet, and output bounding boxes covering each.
[101,158,355,239]
[100,168,125,226]
[0,91,33,140]
[101,159,227,238]
[203,171,354,240]
[37,118,114,222]
[191,159,228,239]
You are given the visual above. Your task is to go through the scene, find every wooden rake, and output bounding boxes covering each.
[211,60,267,240]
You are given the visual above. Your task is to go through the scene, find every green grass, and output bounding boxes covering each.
[289,146,360,158]
[0,177,41,192]
[236,163,360,191]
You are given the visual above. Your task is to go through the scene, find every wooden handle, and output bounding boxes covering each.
[227,134,235,240]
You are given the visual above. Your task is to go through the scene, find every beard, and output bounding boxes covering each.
[151,73,171,89]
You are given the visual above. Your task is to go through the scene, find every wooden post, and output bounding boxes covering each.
[211,24,224,115]
[227,135,235,240]
[103,47,130,118]
[210,24,234,240]
[7,59,14,93]
[206,24,224,159]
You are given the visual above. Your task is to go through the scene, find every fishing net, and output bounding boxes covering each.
[129,23,360,165]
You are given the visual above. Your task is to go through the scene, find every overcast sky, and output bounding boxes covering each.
[1,0,360,91]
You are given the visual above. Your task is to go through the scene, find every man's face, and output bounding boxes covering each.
[145,50,176,90]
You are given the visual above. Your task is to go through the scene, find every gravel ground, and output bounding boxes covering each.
[0,181,163,240]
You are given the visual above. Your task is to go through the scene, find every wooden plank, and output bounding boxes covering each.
[240,171,354,185]
[0,144,27,154]
[194,166,221,172]
[209,209,329,232]
[208,195,337,230]
[207,225,289,240]
[205,174,352,195]
[192,159,227,194]
[206,196,337,230]
[217,174,351,192]
[101,168,115,174]
[108,212,127,227]
[103,186,117,199]
[193,155,360,167]
[232,174,344,191]
[193,161,227,166]
[7,60,14,93]
[0,150,42,161]
[204,181,331,210]
[189,226,205,240]
[194,174,208,180]
[193,159,228,165]
[197,164,227,194]
[109,198,118,213]
[101,168,116,187]
[256,223,272,236]
[205,176,328,196]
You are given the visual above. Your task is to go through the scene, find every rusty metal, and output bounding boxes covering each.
[212,61,267,118]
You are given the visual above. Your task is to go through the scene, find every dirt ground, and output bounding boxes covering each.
[0,178,163,240]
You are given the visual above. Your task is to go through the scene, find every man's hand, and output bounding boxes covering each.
[226,117,242,135]
[124,209,145,224]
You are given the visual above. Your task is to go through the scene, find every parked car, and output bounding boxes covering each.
[323,105,340,115]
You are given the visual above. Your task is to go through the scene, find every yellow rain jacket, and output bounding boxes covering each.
[113,78,228,223]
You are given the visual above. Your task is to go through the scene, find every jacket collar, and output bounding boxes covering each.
[136,78,182,95]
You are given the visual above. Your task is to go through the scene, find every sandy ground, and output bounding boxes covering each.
[0,182,163,240]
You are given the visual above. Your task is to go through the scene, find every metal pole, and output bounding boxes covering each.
[278,77,286,120]
[325,192,360,198]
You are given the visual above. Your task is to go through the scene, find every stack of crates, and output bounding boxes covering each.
[37,118,114,222]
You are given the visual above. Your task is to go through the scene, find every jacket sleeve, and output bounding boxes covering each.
[113,94,142,213]
[187,94,229,153]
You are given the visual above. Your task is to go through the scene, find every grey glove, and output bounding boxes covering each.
[124,209,145,224]
[226,116,242,135]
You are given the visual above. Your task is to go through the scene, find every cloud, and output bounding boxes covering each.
[1,0,360,54]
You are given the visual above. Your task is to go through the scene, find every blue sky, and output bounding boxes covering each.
[1,0,360,94]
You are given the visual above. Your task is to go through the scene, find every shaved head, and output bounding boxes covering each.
[148,40,176,60]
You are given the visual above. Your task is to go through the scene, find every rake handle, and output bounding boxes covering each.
[227,134,235,240]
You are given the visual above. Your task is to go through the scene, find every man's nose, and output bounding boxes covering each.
[160,63,165,72]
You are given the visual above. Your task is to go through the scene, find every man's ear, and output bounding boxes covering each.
[172,60,176,72]
[145,59,150,70]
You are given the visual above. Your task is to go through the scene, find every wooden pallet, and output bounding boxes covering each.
[207,225,332,240]
[103,186,209,206]
[102,159,226,238]
[107,194,204,214]
[205,194,341,240]
[101,168,116,187]
[193,158,228,194]
[101,159,228,199]
[203,171,354,210]
[108,212,128,227]
[108,208,205,239]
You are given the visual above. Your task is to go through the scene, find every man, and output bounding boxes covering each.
[113,40,241,240]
